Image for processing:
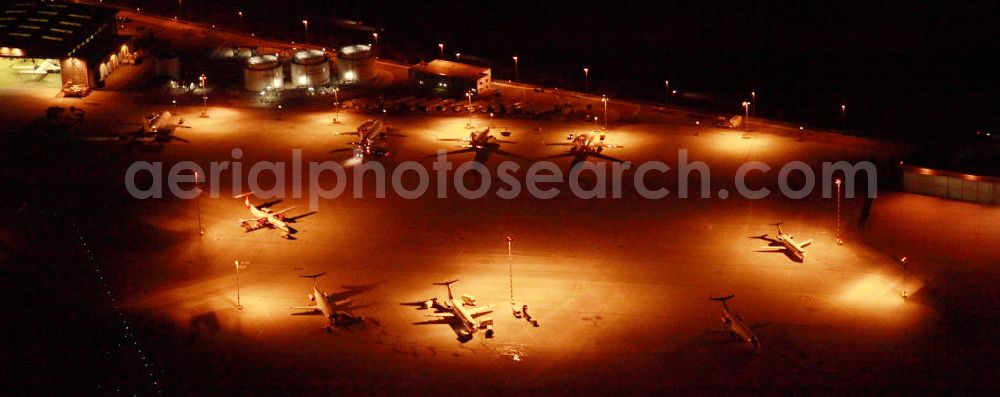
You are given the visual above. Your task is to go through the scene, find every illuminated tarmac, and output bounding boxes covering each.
[45,99,953,393]
[1,10,997,394]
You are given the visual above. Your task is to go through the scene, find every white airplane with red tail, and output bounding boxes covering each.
[234,192,297,239]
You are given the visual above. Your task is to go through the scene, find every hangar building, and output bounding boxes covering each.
[0,1,130,92]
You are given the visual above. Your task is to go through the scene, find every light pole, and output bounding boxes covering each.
[332,87,340,124]
[840,104,846,128]
[512,56,518,82]
[455,52,461,60]
[199,72,207,116]
[741,101,750,135]
[835,178,843,245]
[583,67,589,89]
[465,90,474,128]
[664,80,670,104]
[234,260,243,310]
[372,32,378,47]
[751,91,756,118]
[302,19,309,45]
[237,10,243,30]
[438,43,444,58]
[601,95,608,131]
[506,235,515,316]
[899,256,908,298]
[195,171,203,236]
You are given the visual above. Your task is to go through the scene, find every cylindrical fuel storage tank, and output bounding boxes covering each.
[243,54,284,91]
[290,49,330,87]
[336,44,374,84]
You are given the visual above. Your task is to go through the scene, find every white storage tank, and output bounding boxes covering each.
[337,44,374,84]
[290,49,330,87]
[243,54,284,91]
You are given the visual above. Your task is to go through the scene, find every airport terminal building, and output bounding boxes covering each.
[0,1,131,91]
[410,59,491,97]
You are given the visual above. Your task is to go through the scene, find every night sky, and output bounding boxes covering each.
[333,1,998,141]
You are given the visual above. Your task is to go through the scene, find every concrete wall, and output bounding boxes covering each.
[60,57,91,88]
[902,167,998,205]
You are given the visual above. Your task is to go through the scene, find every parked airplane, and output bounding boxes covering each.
[335,119,391,160]
[437,127,515,149]
[710,294,760,350]
[234,192,297,239]
[543,130,624,163]
[289,273,363,329]
[416,279,494,338]
[14,59,60,74]
[753,222,812,262]
[435,127,519,160]
[132,111,191,142]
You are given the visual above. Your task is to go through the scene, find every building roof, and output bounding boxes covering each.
[0,1,117,59]
[410,60,489,79]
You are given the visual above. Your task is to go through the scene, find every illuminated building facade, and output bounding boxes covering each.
[409,59,491,97]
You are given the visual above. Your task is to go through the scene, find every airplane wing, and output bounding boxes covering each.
[600,143,624,148]
[543,142,576,146]
[445,148,477,156]
[331,298,353,307]
[755,246,786,252]
[336,131,361,136]
[271,207,297,216]
[490,148,525,160]
[436,137,471,142]
[799,239,813,247]
[425,313,455,318]
[468,305,494,317]
[237,217,265,224]
[289,305,319,312]
[589,152,626,163]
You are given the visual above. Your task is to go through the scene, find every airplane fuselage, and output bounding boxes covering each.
[568,133,604,154]
[244,197,291,233]
[776,233,807,260]
[711,295,759,349]
[449,298,484,334]
[351,120,388,159]
[313,284,334,320]
[722,309,759,348]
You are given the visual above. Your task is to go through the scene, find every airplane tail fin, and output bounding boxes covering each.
[769,222,784,233]
[434,279,459,300]
[299,272,327,285]
[709,294,735,302]
[234,192,257,208]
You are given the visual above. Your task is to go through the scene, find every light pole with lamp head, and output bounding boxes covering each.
[302,20,309,44]
[601,95,608,131]
[512,56,518,82]
[742,101,751,135]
